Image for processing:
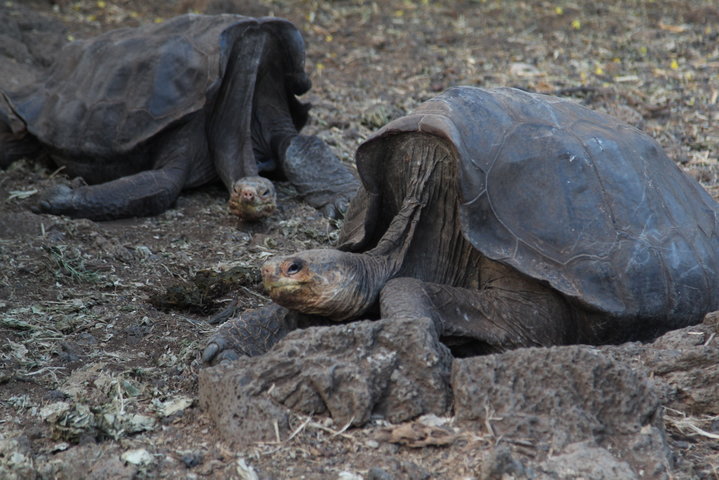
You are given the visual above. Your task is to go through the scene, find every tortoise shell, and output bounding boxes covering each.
[341,87,719,323]
[3,14,310,157]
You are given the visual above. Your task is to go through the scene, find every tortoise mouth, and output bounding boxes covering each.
[263,280,316,311]
[263,279,308,293]
[228,197,276,221]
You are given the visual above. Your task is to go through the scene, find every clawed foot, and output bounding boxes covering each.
[202,328,243,365]
[282,135,360,220]
[319,193,352,220]
[32,184,80,216]
[202,304,295,366]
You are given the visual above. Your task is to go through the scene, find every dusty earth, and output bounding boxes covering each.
[1,0,718,478]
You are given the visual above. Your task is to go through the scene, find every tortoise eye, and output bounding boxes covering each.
[285,260,303,275]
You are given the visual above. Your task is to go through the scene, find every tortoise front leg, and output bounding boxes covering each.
[34,169,186,220]
[0,128,41,168]
[379,277,576,353]
[202,303,295,365]
[202,303,332,365]
[32,115,204,220]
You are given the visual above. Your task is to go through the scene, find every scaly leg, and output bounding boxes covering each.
[202,303,333,364]
[281,135,360,219]
[33,114,203,220]
[379,272,576,354]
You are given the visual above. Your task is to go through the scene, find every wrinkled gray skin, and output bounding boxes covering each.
[0,14,358,221]
[203,87,719,364]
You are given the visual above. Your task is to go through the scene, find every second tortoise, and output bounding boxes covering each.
[0,14,357,221]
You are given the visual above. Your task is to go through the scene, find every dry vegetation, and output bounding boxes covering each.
[1,0,718,478]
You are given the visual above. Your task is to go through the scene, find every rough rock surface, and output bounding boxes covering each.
[0,4,66,88]
[199,317,453,443]
[452,345,670,478]
[637,312,719,415]
[199,316,719,477]
[538,442,640,480]
[199,317,719,478]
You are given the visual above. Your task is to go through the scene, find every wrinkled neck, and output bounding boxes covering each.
[362,133,480,287]
[361,252,398,298]
[365,193,423,282]
[333,252,397,321]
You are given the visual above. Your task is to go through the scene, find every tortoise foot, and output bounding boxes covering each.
[202,303,294,365]
[202,330,242,365]
[283,135,359,219]
[228,176,276,221]
[319,191,352,220]
[32,184,80,216]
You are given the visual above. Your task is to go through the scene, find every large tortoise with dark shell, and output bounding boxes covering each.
[0,14,357,221]
[204,86,719,363]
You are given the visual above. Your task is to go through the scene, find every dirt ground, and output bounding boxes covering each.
[1,0,718,478]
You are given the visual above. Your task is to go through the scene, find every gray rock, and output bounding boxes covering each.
[452,345,671,478]
[199,317,452,443]
[0,4,67,89]
[638,312,719,415]
[539,442,637,480]
[479,446,533,480]
[200,312,719,476]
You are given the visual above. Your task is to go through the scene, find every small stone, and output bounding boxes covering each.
[121,448,154,466]
[181,452,203,468]
[368,467,393,480]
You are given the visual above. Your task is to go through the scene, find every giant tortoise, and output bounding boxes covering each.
[0,14,357,221]
[203,86,719,363]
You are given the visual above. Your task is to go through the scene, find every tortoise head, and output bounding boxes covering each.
[228,176,276,221]
[261,249,379,321]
